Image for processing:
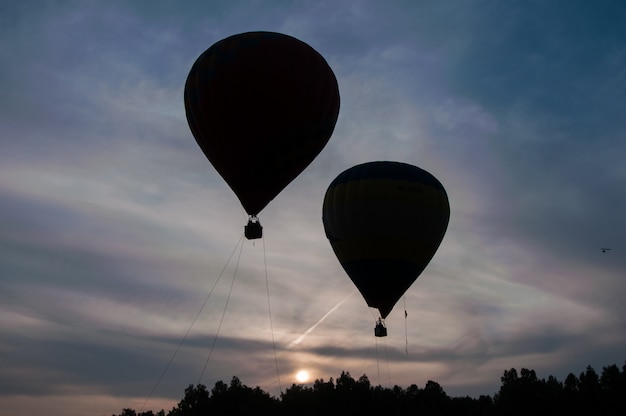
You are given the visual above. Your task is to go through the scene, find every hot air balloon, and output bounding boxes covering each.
[185,31,340,239]
[322,161,450,336]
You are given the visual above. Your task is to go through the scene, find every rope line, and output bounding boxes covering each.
[263,237,283,394]
[374,335,381,385]
[384,338,392,386]
[198,235,245,384]
[404,296,408,354]
[141,234,244,411]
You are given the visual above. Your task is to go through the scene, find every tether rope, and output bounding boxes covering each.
[197,235,245,384]
[262,237,283,394]
[404,296,408,354]
[384,338,392,386]
[140,234,244,412]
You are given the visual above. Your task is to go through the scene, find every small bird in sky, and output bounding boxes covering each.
[601,248,611,253]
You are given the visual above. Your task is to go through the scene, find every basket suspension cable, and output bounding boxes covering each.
[263,237,283,394]
[141,234,245,412]
[369,307,381,385]
[374,334,381,386]
[197,234,246,384]
[384,337,392,386]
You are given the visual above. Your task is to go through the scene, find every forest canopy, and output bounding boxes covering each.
[114,360,626,416]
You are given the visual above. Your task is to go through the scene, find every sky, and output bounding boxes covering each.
[1,0,625,415]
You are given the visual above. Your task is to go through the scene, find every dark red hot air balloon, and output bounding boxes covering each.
[185,31,340,238]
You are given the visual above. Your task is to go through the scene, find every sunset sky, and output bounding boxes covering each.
[1,1,625,415]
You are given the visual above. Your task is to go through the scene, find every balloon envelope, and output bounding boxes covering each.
[322,161,450,319]
[185,31,340,216]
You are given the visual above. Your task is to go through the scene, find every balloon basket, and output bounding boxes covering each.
[245,217,263,240]
[374,319,387,337]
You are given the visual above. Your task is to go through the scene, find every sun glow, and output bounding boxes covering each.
[295,370,309,383]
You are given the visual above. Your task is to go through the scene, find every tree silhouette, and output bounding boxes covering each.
[112,360,626,416]
[600,363,623,412]
[417,380,450,415]
[167,384,209,416]
[580,365,601,409]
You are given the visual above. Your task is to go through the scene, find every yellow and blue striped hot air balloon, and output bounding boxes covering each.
[322,161,450,326]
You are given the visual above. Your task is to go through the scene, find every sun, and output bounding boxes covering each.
[295,370,309,383]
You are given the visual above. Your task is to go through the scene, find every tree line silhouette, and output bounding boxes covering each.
[114,360,626,415]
